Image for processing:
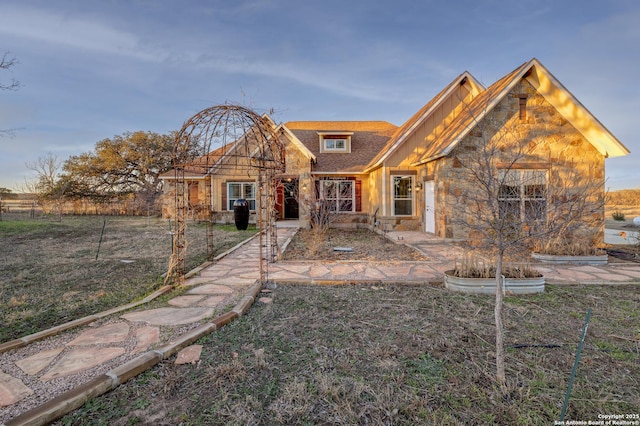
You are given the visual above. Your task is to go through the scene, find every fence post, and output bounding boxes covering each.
[559,308,592,422]
[95,218,107,260]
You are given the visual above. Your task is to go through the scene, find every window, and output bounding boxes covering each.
[498,170,546,222]
[318,132,352,153]
[324,138,347,151]
[227,182,256,211]
[319,180,354,212]
[517,94,529,121]
[393,175,413,216]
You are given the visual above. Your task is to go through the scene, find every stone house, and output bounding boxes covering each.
[160,58,629,240]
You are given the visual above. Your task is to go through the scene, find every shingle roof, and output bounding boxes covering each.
[159,144,231,179]
[285,121,398,173]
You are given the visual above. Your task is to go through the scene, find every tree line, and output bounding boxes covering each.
[607,188,640,206]
[24,131,176,216]
[2,50,176,216]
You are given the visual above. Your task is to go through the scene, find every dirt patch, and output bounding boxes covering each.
[282,228,428,261]
[57,283,640,425]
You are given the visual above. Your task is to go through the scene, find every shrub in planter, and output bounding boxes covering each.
[612,210,625,221]
[531,238,607,265]
[445,255,544,294]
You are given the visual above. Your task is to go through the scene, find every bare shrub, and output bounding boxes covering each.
[297,184,333,256]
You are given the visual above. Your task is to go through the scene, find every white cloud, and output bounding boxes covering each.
[0,4,160,61]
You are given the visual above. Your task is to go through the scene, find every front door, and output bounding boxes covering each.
[283,179,299,219]
[424,180,435,233]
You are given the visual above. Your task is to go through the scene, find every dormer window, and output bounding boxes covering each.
[318,132,353,153]
[324,138,347,151]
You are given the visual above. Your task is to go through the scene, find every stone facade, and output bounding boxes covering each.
[429,79,605,242]
[159,59,624,244]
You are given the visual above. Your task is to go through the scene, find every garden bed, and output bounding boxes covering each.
[282,228,428,261]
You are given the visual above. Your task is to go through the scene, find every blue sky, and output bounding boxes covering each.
[0,0,638,191]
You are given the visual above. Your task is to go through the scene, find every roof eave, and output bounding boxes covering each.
[525,59,630,158]
[411,153,446,167]
[277,124,317,162]
[311,170,366,175]
[364,71,485,173]
[413,60,539,165]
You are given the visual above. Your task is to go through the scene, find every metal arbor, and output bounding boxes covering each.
[167,105,285,285]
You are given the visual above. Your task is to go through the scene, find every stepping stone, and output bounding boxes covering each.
[217,276,258,285]
[0,370,33,407]
[132,326,160,354]
[330,265,356,276]
[175,345,202,365]
[68,322,130,346]
[41,347,125,381]
[122,307,216,326]
[363,268,386,280]
[309,265,331,277]
[187,284,233,295]
[197,295,227,307]
[168,295,206,307]
[15,347,64,375]
[258,297,273,304]
[198,268,232,278]
[182,276,217,287]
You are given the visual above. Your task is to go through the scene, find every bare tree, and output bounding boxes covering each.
[0,52,19,91]
[301,181,333,256]
[451,89,605,394]
[1,52,20,138]
[25,152,68,220]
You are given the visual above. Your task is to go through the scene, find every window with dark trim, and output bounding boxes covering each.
[392,175,414,216]
[498,170,546,222]
[319,179,354,212]
[227,182,256,211]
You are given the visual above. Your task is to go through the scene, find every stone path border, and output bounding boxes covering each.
[4,283,261,426]
[0,232,262,358]
[0,286,175,356]
[0,229,274,426]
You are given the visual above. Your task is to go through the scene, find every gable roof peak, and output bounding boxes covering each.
[411,58,629,165]
[364,70,485,171]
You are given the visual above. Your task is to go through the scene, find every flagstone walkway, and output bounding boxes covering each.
[0,228,291,424]
[2,224,640,425]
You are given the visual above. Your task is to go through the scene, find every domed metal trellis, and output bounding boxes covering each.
[167,105,285,285]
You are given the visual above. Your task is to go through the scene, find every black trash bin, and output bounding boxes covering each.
[233,199,250,230]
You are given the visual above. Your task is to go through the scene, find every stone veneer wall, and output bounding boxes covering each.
[432,79,605,241]
[282,141,313,227]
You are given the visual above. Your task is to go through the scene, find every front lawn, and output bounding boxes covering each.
[0,214,256,342]
[58,283,639,425]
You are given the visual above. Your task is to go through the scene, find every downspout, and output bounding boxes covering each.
[381,167,387,217]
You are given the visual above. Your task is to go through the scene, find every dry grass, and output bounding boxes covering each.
[0,213,256,342]
[58,284,640,425]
